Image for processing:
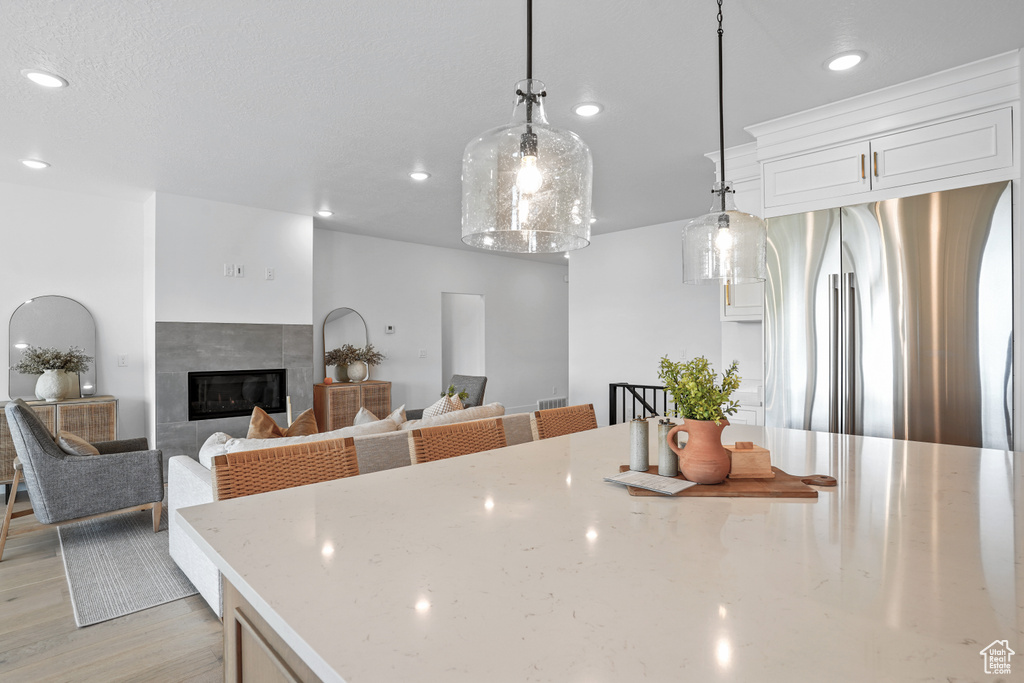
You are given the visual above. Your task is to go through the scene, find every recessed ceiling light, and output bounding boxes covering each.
[564,252,570,259]
[21,69,68,88]
[20,158,50,170]
[410,171,430,181]
[316,210,334,218]
[573,103,602,117]
[826,52,865,71]
[589,217,597,224]
[14,343,28,349]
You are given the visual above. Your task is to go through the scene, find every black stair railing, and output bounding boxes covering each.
[608,383,671,425]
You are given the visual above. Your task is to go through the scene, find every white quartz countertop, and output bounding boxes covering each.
[178,422,1022,682]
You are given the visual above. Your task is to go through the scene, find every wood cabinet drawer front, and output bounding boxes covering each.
[56,401,116,442]
[764,142,870,208]
[871,108,1012,190]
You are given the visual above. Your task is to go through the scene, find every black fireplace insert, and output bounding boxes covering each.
[187,369,287,421]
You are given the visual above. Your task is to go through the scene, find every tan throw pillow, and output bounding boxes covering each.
[56,431,99,456]
[246,407,319,439]
[422,395,461,419]
[387,404,406,425]
[353,407,379,425]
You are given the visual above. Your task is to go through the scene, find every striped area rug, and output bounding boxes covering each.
[57,508,197,627]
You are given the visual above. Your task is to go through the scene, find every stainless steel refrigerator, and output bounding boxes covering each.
[765,181,1012,449]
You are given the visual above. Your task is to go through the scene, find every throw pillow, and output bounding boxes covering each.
[353,407,380,425]
[422,395,462,419]
[56,431,99,456]
[387,404,406,425]
[246,406,319,439]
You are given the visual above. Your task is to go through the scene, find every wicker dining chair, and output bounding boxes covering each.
[211,437,359,501]
[411,418,507,465]
[533,403,599,440]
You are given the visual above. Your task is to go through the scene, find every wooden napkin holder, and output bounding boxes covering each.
[726,442,774,479]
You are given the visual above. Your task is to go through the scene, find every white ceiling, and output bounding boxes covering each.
[2,0,1023,263]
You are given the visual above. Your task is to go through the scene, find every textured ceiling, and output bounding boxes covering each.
[2,0,1023,263]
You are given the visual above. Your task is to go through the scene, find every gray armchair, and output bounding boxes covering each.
[407,374,488,421]
[1,399,164,561]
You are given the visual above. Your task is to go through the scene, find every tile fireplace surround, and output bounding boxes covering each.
[155,322,313,463]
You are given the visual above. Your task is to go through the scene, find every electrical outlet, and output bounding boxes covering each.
[224,263,234,277]
[234,264,245,278]
[265,267,275,280]
[118,354,128,367]
[552,387,557,395]
[418,349,427,358]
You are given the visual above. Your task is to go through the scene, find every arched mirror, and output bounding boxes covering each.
[322,307,368,381]
[9,295,97,400]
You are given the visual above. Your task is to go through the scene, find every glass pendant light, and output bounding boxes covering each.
[681,0,767,284]
[462,0,593,254]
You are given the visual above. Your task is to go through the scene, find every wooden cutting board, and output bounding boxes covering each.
[617,465,826,498]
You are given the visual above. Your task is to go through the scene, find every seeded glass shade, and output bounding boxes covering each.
[462,79,593,253]
[682,182,767,284]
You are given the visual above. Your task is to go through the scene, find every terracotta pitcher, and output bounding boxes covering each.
[665,419,731,484]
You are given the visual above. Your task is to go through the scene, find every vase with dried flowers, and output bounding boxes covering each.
[14,345,93,402]
[347,344,386,382]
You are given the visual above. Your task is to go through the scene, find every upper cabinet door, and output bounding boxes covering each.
[870,108,1013,191]
[763,141,870,209]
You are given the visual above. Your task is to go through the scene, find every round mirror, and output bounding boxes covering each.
[9,295,97,400]
[322,308,368,381]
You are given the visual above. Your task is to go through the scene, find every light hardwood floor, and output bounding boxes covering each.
[0,490,224,682]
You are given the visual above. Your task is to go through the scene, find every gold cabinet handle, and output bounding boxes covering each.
[873,151,878,177]
[725,281,731,307]
[860,154,865,180]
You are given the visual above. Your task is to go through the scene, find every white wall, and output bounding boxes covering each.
[441,293,486,381]
[568,220,723,426]
[0,181,148,438]
[313,230,568,414]
[153,193,313,324]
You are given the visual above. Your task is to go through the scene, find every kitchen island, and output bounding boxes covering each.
[177,422,1021,682]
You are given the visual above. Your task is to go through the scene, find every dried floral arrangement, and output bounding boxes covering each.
[14,346,93,375]
[325,344,360,367]
[354,344,386,367]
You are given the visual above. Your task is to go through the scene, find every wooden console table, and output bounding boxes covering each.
[0,395,118,484]
[313,381,391,432]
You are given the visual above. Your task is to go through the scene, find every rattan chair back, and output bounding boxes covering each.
[534,403,598,439]
[211,437,359,501]
[411,418,507,464]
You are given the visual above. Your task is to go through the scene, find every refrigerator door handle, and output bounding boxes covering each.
[844,273,856,434]
[829,274,841,433]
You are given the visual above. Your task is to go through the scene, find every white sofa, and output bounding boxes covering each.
[168,403,536,615]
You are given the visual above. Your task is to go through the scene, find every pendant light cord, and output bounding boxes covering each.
[527,0,533,81]
[717,0,726,212]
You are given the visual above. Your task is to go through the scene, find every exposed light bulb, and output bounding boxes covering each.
[715,227,734,252]
[516,155,543,194]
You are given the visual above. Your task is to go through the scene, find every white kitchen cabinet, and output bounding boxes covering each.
[871,108,1012,190]
[720,280,764,321]
[764,141,870,209]
[763,108,1012,211]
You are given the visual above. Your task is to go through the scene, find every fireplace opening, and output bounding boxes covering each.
[188,369,286,421]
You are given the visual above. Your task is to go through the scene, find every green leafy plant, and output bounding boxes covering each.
[354,344,386,367]
[657,355,740,424]
[441,384,470,401]
[14,346,93,375]
[325,344,360,367]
